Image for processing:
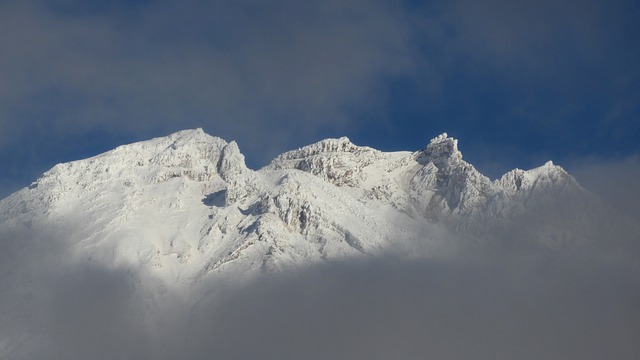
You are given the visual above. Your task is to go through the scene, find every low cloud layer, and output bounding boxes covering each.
[570,155,640,219]
[1,201,639,359]
[192,257,639,360]
[3,245,639,359]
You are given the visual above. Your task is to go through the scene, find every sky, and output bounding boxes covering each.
[1,0,639,200]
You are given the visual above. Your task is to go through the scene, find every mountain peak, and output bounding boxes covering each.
[266,136,381,187]
[414,132,462,166]
[177,127,205,136]
[165,128,222,147]
[429,132,451,144]
[273,136,362,161]
[426,132,460,156]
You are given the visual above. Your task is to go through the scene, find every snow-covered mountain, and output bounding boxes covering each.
[1,128,639,359]
[0,128,628,284]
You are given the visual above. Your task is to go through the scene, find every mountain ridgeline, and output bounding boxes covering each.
[0,129,631,284]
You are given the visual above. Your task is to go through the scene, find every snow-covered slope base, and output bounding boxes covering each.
[1,129,638,359]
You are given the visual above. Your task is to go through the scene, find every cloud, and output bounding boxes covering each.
[2,195,639,359]
[570,155,640,219]
[428,0,638,81]
[0,223,152,359]
[187,256,639,360]
[0,0,415,162]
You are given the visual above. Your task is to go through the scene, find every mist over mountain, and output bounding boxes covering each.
[1,129,638,359]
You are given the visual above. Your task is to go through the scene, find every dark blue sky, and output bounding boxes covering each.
[1,0,639,199]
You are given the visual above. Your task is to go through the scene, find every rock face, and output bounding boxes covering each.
[0,128,630,287]
[267,132,585,234]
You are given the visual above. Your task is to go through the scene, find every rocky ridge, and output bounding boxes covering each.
[0,129,620,286]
